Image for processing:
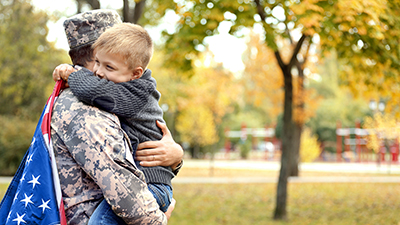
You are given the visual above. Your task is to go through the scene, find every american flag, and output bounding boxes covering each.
[0,81,67,225]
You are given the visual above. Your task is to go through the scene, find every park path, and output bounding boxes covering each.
[1,159,400,184]
[173,159,400,184]
[181,159,400,173]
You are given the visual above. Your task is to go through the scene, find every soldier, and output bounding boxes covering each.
[51,9,183,224]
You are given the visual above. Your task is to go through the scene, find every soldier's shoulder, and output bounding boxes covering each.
[54,89,120,124]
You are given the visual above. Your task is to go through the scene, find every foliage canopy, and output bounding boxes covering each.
[0,0,68,175]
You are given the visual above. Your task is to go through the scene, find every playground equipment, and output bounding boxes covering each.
[223,121,399,163]
[224,124,280,159]
[336,120,399,163]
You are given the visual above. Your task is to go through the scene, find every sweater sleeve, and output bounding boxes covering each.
[68,68,156,118]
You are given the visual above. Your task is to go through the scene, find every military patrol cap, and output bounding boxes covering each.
[63,9,122,49]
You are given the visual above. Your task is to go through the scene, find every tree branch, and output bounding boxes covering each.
[86,0,100,9]
[275,51,287,74]
[302,38,312,66]
[76,0,82,13]
[285,22,293,45]
[123,0,146,24]
[123,0,131,22]
[254,0,266,21]
[133,0,146,24]
[289,34,307,68]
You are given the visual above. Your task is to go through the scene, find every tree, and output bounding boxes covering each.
[0,0,68,174]
[0,0,68,119]
[75,0,100,13]
[74,0,176,26]
[317,1,400,114]
[162,0,400,220]
[242,30,320,151]
[242,31,283,122]
[300,128,320,163]
[176,105,218,157]
[177,59,240,157]
[363,113,400,155]
[307,53,371,153]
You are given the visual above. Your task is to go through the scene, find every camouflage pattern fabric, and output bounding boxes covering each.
[63,9,122,49]
[50,89,167,225]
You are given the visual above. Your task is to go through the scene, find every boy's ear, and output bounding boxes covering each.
[131,67,144,80]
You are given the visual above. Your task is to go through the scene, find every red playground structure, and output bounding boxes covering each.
[336,120,399,163]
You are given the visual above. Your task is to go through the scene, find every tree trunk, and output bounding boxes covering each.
[272,33,307,218]
[86,0,100,9]
[123,0,131,22]
[290,123,301,176]
[132,0,146,24]
[76,0,82,13]
[289,64,305,177]
[273,56,294,220]
[190,145,200,159]
[76,0,100,13]
[123,0,146,24]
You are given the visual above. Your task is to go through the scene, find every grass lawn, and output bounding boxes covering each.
[1,168,399,224]
[170,182,400,225]
[177,166,400,177]
[0,183,8,202]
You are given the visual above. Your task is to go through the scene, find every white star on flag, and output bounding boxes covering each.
[28,174,41,189]
[39,199,52,213]
[7,210,12,223]
[20,193,34,207]
[31,137,36,145]
[13,191,19,203]
[13,212,26,225]
[20,173,26,182]
[26,153,34,166]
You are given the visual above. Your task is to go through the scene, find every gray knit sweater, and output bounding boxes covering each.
[68,67,175,187]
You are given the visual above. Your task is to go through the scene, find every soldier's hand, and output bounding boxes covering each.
[136,121,183,169]
[165,198,175,220]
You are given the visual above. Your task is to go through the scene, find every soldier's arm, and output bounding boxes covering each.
[64,110,167,225]
[137,120,184,172]
[68,68,153,117]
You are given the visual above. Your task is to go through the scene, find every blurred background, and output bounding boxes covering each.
[1,0,400,224]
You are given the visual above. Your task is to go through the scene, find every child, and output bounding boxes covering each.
[55,23,175,223]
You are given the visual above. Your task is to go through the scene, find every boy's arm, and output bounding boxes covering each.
[68,68,155,118]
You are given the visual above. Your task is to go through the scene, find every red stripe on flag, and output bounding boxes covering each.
[41,81,63,138]
[41,80,67,224]
[60,201,67,225]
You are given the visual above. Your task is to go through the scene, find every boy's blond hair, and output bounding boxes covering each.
[92,22,153,70]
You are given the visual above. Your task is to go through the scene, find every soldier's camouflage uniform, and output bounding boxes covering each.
[51,88,167,225]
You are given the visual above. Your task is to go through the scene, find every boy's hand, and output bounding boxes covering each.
[52,64,76,87]
[136,121,183,169]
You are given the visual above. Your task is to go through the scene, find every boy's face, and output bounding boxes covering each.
[93,50,139,83]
